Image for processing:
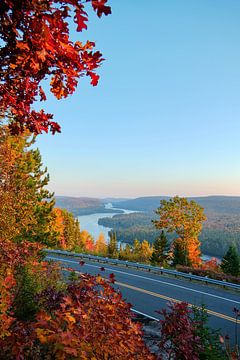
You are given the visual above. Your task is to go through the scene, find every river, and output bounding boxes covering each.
[77,204,218,261]
[77,203,135,242]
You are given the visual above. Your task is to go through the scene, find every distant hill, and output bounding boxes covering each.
[113,196,240,215]
[55,196,101,210]
[102,198,130,203]
[112,196,170,212]
[55,196,123,216]
[189,196,240,215]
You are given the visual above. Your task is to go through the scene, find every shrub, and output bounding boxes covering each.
[176,265,240,284]
[157,302,227,360]
[2,273,156,359]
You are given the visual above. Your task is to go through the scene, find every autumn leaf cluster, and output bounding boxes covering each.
[0,0,111,134]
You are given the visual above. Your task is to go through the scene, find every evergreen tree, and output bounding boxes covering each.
[172,238,190,267]
[0,126,55,245]
[108,232,118,258]
[221,245,240,276]
[151,231,169,266]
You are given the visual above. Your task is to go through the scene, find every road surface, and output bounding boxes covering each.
[46,254,240,340]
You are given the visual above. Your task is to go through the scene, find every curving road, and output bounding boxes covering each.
[46,254,240,340]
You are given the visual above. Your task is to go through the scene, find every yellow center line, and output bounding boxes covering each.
[63,267,240,324]
[115,281,240,324]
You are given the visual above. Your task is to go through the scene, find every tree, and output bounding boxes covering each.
[221,245,240,277]
[108,231,119,258]
[132,239,153,263]
[153,196,206,267]
[151,230,169,266]
[0,126,55,244]
[132,239,142,260]
[172,238,189,267]
[0,0,111,135]
[119,244,133,261]
[94,232,107,256]
[49,208,84,250]
[139,240,153,263]
[62,210,82,250]
[79,229,95,252]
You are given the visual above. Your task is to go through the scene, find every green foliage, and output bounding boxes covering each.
[13,266,39,321]
[158,302,226,360]
[151,230,169,266]
[221,245,240,276]
[12,262,65,322]
[0,127,55,246]
[108,232,119,258]
[172,239,191,267]
[153,196,206,241]
[100,207,240,258]
[62,210,82,250]
[119,244,133,260]
[15,142,55,245]
[68,271,79,282]
[192,305,227,359]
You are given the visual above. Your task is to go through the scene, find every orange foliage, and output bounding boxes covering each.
[94,232,107,255]
[80,229,95,252]
[201,257,220,272]
[34,274,155,359]
[1,0,111,134]
[1,273,155,359]
[51,208,66,248]
[187,238,202,268]
[154,197,206,267]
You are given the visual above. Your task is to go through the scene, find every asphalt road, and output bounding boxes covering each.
[46,254,240,340]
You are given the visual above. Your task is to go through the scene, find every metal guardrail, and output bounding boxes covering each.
[44,249,240,290]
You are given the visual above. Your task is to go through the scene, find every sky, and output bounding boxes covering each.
[36,0,240,198]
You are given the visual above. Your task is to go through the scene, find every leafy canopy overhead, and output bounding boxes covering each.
[0,0,111,135]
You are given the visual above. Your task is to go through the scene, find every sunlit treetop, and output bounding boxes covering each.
[0,0,111,135]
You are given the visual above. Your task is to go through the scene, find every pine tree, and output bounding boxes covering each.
[108,232,118,258]
[0,126,55,244]
[172,238,190,267]
[221,245,240,276]
[151,231,169,266]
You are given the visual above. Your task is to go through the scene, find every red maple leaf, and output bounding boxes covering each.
[75,6,88,32]
[87,71,100,86]
[92,0,112,18]
[39,86,46,101]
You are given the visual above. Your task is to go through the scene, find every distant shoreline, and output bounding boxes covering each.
[72,207,124,216]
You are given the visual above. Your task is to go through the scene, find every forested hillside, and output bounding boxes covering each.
[99,199,240,257]
[55,196,122,216]
[112,196,240,214]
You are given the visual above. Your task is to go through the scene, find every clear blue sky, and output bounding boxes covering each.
[36,0,240,198]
